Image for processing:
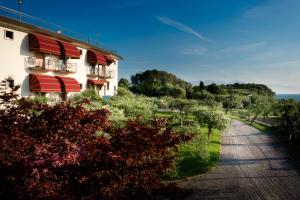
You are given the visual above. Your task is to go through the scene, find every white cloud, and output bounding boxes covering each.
[220,41,265,53]
[155,16,210,42]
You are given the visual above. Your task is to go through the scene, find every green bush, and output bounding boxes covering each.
[71,88,103,103]
[108,95,157,122]
[117,87,134,97]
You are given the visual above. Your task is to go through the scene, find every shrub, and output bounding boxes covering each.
[117,87,134,97]
[0,87,191,199]
[71,88,103,103]
[108,95,157,122]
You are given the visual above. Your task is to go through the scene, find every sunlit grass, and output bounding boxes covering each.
[156,111,221,179]
[175,128,220,178]
[230,114,271,132]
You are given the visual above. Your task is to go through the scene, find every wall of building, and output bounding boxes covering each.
[0,25,119,99]
[0,26,33,96]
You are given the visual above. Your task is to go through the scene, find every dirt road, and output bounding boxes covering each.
[178,120,300,200]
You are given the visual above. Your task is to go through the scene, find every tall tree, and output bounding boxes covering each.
[199,81,205,91]
[118,78,130,89]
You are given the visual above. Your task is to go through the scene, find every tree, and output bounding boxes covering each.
[169,99,190,126]
[280,100,300,141]
[199,81,205,91]
[222,95,242,112]
[130,70,191,98]
[248,95,276,124]
[193,107,230,138]
[118,78,130,89]
[206,83,223,94]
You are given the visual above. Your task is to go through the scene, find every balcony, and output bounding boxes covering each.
[25,56,58,71]
[99,70,114,79]
[86,67,99,78]
[55,62,77,73]
[25,57,77,73]
[86,67,114,79]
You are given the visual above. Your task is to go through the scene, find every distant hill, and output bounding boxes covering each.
[222,83,275,96]
[131,70,192,98]
[129,69,275,98]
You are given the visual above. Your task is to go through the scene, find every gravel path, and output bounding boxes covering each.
[177,120,300,200]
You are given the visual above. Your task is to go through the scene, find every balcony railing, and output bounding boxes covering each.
[99,70,114,79]
[86,67,114,79]
[86,67,99,77]
[25,57,77,73]
[55,62,77,73]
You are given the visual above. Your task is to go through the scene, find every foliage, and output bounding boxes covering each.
[108,95,157,123]
[31,94,47,104]
[118,78,130,89]
[163,124,221,179]
[193,107,230,138]
[206,83,225,94]
[247,95,276,123]
[0,86,192,200]
[117,86,134,97]
[131,69,191,98]
[155,96,173,110]
[279,99,300,141]
[176,127,220,178]
[222,94,242,111]
[71,88,102,103]
[103,105,127,127]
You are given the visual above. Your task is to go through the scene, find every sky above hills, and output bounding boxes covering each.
[1,0,300,93]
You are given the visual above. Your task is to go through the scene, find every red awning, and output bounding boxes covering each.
[87,50,107,65]
[56,76,80,92]
[29,34,61,55]
[57,41,80,59]
[29,74,61,92]
[88,79,108,86]
[105,55,115,65]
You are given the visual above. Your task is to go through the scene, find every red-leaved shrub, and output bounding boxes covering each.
[0,87,191,199]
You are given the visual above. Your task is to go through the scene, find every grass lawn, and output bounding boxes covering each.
[156,110,221,179]
[175,128,220,178]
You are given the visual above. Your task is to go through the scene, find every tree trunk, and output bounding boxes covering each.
[208,127,212,139]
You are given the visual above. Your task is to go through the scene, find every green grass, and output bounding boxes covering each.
[167,127,221,179]
[230,114,271,132]
[157,110,221,179]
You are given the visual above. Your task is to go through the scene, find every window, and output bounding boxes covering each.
[4,30,14,40]
[107,82,110,91]
[79,50,83,55]
[79,83,83,89]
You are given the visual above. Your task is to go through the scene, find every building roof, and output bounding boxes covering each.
[0,15,123,60]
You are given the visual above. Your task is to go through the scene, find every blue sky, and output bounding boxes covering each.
[1,0,300,93]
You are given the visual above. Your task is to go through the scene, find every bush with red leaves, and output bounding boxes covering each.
[0,86,192,200]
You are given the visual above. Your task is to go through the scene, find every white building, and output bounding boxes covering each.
[0,15,122,101]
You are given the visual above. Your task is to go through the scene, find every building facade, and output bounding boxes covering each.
[0,16,122,101]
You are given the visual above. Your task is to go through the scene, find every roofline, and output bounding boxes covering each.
[0,15,123,60]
